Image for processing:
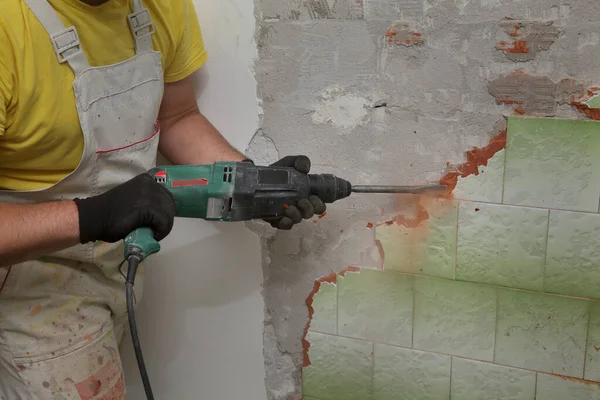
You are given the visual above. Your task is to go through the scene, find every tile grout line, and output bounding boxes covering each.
[411,278,416,349]
[500,136,508,205]
[449,356,454,399]
[493,288,500,364]
[456,198,600,216]
[541,209,551,294]
[371,342,375,400]
[583,303,592,380]
[335,277,339,336]
[376,269,600,304]
[454,202,460,281]
[312,330,600,384]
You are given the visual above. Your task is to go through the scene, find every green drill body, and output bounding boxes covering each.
[124,161,445,260]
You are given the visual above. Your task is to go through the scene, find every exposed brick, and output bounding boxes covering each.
[496,20,560,62]
[487,72,584,116]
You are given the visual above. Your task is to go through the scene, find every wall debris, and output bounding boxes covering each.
[311,85,371,132]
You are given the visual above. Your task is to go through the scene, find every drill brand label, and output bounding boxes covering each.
[171,178,209,187]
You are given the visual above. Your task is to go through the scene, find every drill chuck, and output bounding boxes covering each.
[308,174,352,203]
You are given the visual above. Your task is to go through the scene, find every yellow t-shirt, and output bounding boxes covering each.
[0,0,208,191]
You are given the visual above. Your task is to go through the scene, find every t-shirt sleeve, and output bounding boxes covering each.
[0,21,15,136]
[164,0,208,83]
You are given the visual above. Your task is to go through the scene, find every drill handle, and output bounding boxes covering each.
[124,227,161,262]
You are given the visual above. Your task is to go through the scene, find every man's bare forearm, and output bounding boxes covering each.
[157,75,246,165]
[159,110,245,165]
[0,201,80,266]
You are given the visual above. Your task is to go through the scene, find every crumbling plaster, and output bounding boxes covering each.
[246,0,600,398]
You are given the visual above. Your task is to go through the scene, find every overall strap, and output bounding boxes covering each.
[24,0,91,75]
[127,0,155,54]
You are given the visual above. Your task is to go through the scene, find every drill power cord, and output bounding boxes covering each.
[126,256,155,400]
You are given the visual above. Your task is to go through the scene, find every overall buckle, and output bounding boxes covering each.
[51,27,82,64]
[128,9,156,38]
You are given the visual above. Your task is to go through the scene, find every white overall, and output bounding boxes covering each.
[0,1,164,398]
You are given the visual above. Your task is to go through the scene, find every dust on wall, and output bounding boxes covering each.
[247,0,600,398]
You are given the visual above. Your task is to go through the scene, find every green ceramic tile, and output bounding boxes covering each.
[536,373,600,400]
[376,198,458,279]
[503,116,600,212]
[545,210,600,299]
[587,95,600,109]
[338,269,413,347]
[585,303,600,381]
[454,149,506,203]
[310,282,337,334]
[302,331,373,400]
[450,358,536,400]
[495,290,589,377]
[456,202,548,291]
[374,344,451,400]
[413,277,497,361]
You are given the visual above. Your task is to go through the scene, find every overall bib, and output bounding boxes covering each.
[0,0,164,398]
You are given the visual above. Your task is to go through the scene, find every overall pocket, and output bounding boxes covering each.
[94,122,161,196]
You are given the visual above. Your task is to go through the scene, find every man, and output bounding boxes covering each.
[0,0,324,398]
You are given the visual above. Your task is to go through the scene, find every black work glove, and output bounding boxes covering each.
[265,155,326,230]
[73,173,176,244]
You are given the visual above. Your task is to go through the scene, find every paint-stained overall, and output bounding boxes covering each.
[0,0,163,397]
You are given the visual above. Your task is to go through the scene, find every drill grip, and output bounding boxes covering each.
[124,227,161,261]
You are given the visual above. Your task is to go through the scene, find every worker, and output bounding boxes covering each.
[0,0,325,397]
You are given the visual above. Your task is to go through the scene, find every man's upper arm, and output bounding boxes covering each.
[163,0,208,84]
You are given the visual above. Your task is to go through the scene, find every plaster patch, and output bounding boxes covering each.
[311,85,371,132]
[246,129,280,166]
[384,21,423,46]
[577,32,600,50]
[305,0,333,19]
[263,324,299,398]
[260,0,364,20]
[365,0,423,19]
[495,20,560,62]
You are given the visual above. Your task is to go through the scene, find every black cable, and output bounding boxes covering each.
[126,256,155,400]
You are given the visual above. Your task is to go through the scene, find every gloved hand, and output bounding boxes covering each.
[73,173,177,244]
[266,155,326,230]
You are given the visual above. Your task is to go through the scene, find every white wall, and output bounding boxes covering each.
[121,1,267,398]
